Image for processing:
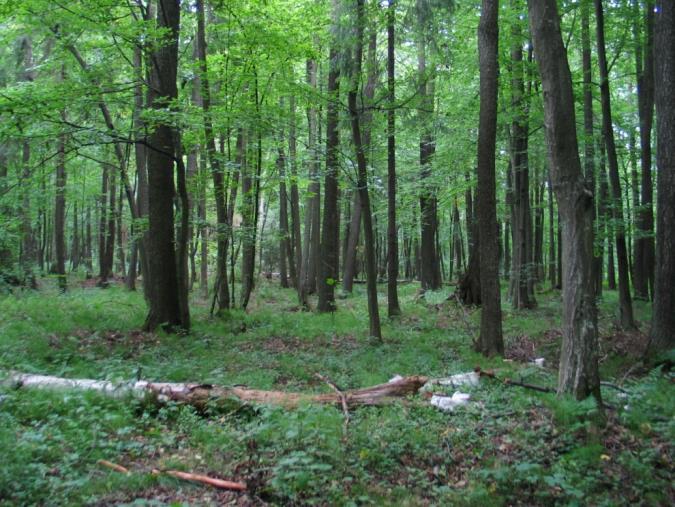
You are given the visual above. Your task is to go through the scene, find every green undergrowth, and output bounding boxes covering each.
[0,279,672,505]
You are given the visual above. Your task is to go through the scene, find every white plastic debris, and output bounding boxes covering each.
[437,371,480,387]
[430,391,471,412]
[388,374,404,383]
[532,358,545,368]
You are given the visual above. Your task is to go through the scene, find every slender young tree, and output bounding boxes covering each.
[348,0,381,340]
[386,0,401,317]
[594,0,635,329]
[196,0,230,311]
[476,0,503,356]
[528,0,601,401]
[649,0,675,353]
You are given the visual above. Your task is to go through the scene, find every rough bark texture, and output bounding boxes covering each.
[54,88,67,292]
[634,0,655,301]
[528,0,601,402]
[476,0,503,357]
[143,0,186,332]
[595,0,635,329]
[289,96,302,290]
[318,1,341,313]
[386,0,401,317]
[509,4,536,309]
[349,0,381,340]
[649,0,675,353]
[417,8,441,291]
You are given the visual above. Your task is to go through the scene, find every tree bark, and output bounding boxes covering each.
[509,4,536,309]
[594,0,635,329]
[476,0,504,357]
[634,0,655,301]
[649,0,675,353]
[348,0,382,340]
[528,0,601,402]
[54,75,67,292]
[318,0,341,313]
[386,0,401,317]
[143,0,187,332]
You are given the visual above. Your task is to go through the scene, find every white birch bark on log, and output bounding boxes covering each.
[2,372,429,410]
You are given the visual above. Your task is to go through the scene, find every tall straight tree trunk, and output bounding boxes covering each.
[386,0,401,316]
[349,0,381,340]
[594,0,636,329]
[98,164,109,281]
[459,172,481,305]
[289,96,302,290]
[634,0,655,300]
[318,0,341,313]
[649,0,675,352]
[528,0,601,402]
[18,37,36,288]
[105,167,117,279]
[196,0,230,311]
[54,79,67,292]
[143,0,187,332]
[417,7,441,291]
[547,174,556,287]
[509,3,536,309]
[581,0,601,297]
[476,0,504,356]
[300,59,320,303]
[71,202,80,271]
[277,104,291,289]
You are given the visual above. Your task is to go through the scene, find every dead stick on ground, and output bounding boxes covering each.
[475,367,555,393]
[97,459,129,474]
[152,469,247,491]
[315,373,350,433]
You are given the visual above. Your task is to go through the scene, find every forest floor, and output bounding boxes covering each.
[0,277,673,506]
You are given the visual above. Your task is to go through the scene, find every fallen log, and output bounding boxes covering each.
[1,371,429,410]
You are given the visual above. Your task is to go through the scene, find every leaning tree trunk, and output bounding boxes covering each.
[648,0,675,353]
[595,0,636,329]
[476,0,504,357]
[528,0,601,402]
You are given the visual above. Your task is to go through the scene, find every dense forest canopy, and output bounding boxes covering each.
[0,0,673,503]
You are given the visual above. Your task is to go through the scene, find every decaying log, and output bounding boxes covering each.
[152,469,247,491]
[2,371,429,410]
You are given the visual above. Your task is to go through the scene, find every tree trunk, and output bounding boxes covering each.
[509,5,536,309]
[143,0,187,332]
[528,0,601,402]
[595,0,636,329]
[634,0,655,301]
[349,0,381,340]
[277,105,291,289]
[318,1,341,313]
[196,0,230,312]
[288,96,302,292]
[386,0,401,317]
[649,0,675,353]
[417,12,441,292]
[54,86,67,292]
[476,0,504,357]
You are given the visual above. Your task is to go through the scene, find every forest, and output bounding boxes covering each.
[0,0,673,504]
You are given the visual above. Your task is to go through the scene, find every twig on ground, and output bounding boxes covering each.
[600,381,630,395]
[153,469,247,491]
[476,367,555,393]
[97,459,129,474]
